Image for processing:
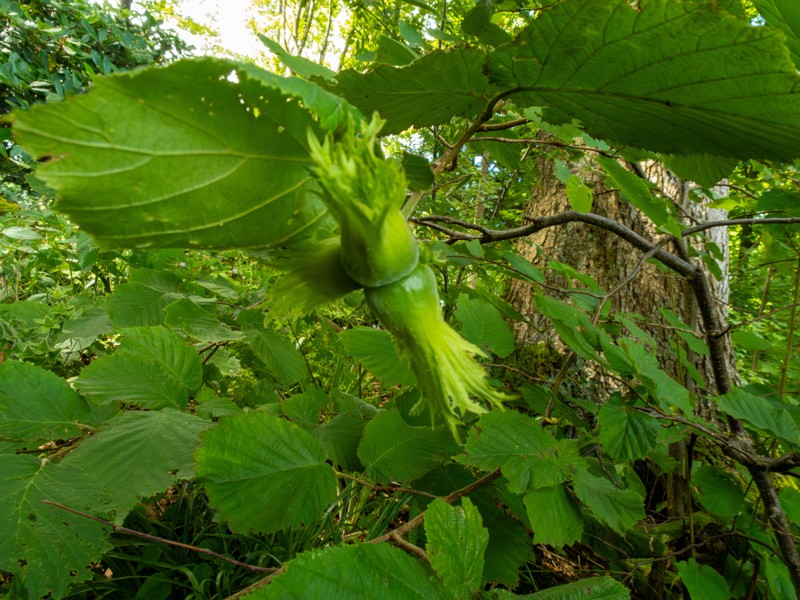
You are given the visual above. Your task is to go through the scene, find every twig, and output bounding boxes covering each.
[369,468,503,544]
[42,500,278,574]
[336,472,438,499]
[390,532,430,561]
[224,565,287,600]
[682,217,800,236]
[224,469,503,599]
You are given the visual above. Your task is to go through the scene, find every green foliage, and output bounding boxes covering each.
[245,543,447,599]
[0,456,111,598]
[0,360,91,444]
[425,498,488,597]
[0,0,187,184]
[195,412,337,534]
[3,0,800,598]
[11,58,328,249]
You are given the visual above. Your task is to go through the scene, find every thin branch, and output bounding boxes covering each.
[477,117,530,131]
[225,566,287,600]
[336,472,438,499]
[223,469,503,599]
[390,532,430,561]
[414,212,695,276]
[42,500,278,574]
[466,135,612,156]
[369,468,503,544]
[682,217,800,236]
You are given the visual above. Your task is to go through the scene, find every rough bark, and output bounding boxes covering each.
[506,153,728,387]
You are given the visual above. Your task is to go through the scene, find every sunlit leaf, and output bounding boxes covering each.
[12,58,328,249]
[459,410,577,493]
[455,293,515,358]
[334,48,489,134]
[492,0,800,160]
[75,326,201,409]
[753,0,800,66]
[342,326,415,386]
[258,34,336,80]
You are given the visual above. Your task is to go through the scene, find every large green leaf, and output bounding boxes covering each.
[458,410,581,493]
[598,399,659,461]
[492,0,800,160]
[75,326,202,409]
[525,576,630,600]
[164,298,244,343]
[764,557,799,600]
[257,34,336,80]
[195,412,337,534]
[754,0,800,67]
[341,326,416,387]
[425,498,489,597]
[524,484,584,547]
[455,293,515,358]
[61,409,211,522]
[75,353,186,408]
[121,326,203,389]
[662,154,740,189]
[479,499,534,586]
[105,268,184,327]
[618,338,693,415]
[358,409,458,483]
[676,559,731,600]
[0,455,111,599]
[245,543,446,599]
[313,411,368,472]
[237,62,363,133]
[0,360,92,444]
[572,472,644,534]
[692,464,744,519]
[533,294,600,362]
[779,487,800,524]
[333,48,489,134]
[242,326,309,386]
[717,388,800,444]
[11,58,328,249]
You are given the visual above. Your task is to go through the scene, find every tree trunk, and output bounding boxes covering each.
[505,149,733,595]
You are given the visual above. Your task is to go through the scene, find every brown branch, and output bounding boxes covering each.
[476,117,530,131]
[224,565,287,600]
[466,135,611,156]
[369,468,503,544]
[42,500,278,574]
[390,532,430,561]
[414,212,695,276]
[682,217,800,236]
[336,472,438,499]
[223,469,503,599]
